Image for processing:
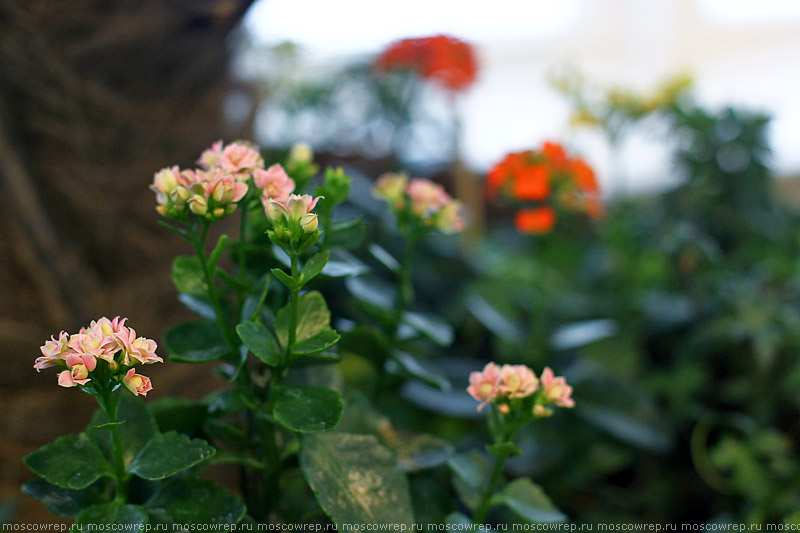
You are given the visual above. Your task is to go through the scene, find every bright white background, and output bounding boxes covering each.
[244,0,800,195]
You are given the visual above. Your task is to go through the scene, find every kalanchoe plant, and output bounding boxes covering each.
[449,363,574,526]
[25,317,243,527]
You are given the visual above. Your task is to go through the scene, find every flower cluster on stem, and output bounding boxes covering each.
[373,173,466,235]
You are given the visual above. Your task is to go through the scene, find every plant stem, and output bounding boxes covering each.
[191,219,236,348]
[390,235,416,340]
[287,253,300,361]
[473,425,514,525]
[99,392,128,503]
[238,200,248,275]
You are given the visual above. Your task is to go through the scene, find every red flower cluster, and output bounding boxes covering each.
[487,142,603,234]
[374,34,478,92]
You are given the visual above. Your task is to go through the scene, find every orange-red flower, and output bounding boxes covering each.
[374,35,478,92]
[487,141,603,234]
[515,208,556,234]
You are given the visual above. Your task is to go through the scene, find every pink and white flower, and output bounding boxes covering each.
[254,164,295,205]
[467,362,501,410]
[219,142,264,177]
[373,172,408,208]
[435,201,466,234]
[497,364,539,399]
[123,369,153,397]
[34,332,70,371]
[406,178,451,216]
[197,140,224,170]
[540,367,575,408]
[265,194,323,234]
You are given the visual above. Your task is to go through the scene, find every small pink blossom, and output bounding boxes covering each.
[406,178,451,216]
[435,201,467,234]
[219,142,264,176]
[123,369,153,397]
[187,170,248,221]
[498,364,539,399]
[197,140,224,170]
[57,366,91,388]
[254,164,295,205]
[540,367,575,408]
[114,327,161,366]
[266,194,322,230]
[467,362,501,410]
[34,332,70,371]
[68,326,117,365]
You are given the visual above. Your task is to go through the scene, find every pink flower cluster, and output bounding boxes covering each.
[34,317,161,396]
[467,363,574,414]
[373,173,466,233]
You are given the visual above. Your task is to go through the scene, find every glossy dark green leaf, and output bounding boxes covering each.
[178,294,215,320]
[128,431,215,480]
[299,250,329,287]
[273,386,343,433]
[87,393,158,468]
[292,329,340,355]
[447,451,491,491]
[300,433,415,528]
[171,256,207,296]
[321,259,370,278]
[391,351,451,391]
[275,291,331,347]
[207,234,229,270]
[368,243,400,273]
[22,478,109,517]
[236,321,282,366]
[24,434,113,490]
[145,478,245,525]
[346,276,395,310]
[74,502,148,529]
[491,478,567,523]
[165,320,230,363]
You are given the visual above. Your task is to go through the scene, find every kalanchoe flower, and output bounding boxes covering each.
[123,369,153,397]
[218,141,264,177]
[197,140,224,170]
[35,317,161,396]
[265,194,324,253]
[255,164,295,206]
[186,170,248,222]
[373,174,466,234]
[467,362,501,410]
[540,366,575,408]
[497,364,539,399]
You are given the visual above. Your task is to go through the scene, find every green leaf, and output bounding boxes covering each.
[368,243,400,273]
[447,451,491,491]
[171,256,207,296]
[391,351,451,391]
[327,217,366,249]
[275,291,331,347]
[24,434,113,490]
[22,478,109,517]
[273,386,343,433]
[321,259,369,278]
[150,397,208,435]
[300,433,415,528]
[128,431,215,480]
[289,351,342,366]
[402,311,454,346]
[445,512,472,526]
[145,478,245,526]
[299,250,329,287]
[207,234,229,271]
[236,321,282,366]
[271,268,297,290]
[177,294,215,319]
[92,421,125,430]
[292,329,340,355]
[87,393,158,468]
[74,503,148,529]
[165,320,230,363]
[491,478,567,523]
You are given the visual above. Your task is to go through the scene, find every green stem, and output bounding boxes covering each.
[389,235,416,340]
[191,219,236,348]
[238,200,248,275]
[99,392,128,503]
[287,253,300,361]
[472,455,506,525]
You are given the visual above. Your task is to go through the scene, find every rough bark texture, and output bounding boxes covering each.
[0,0,256,522]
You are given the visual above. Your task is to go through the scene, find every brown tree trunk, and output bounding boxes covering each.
[0,0,256,522]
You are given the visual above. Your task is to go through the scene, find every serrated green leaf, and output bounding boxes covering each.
[165,320,230,363]
[276,291,331,347]
[300,250,329,287]
[300,433,415,528]
[87,393,158,469]
[128,431,215,480]
[236,321,282,366]
[22,478,110,517]
[491,478,567,523]
[172,256,207,296]
[271,268,297,290]
[145,478,245,526]
[74,502,148,529]
[292,329,340,355]
[273,386,343,433]
[24,434,113,490]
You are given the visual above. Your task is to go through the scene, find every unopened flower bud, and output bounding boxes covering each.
[189,195,208,216]
[289,142,313,165]
[300,213,319,233]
